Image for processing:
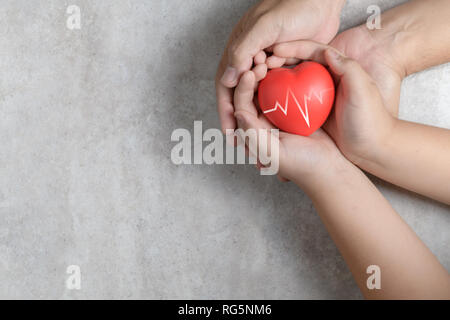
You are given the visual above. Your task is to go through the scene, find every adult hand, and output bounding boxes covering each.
[216,0,346,132]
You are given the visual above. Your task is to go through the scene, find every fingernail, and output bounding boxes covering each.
[235,114,246,128]
[221,66,238,85]
[327,49,344,61]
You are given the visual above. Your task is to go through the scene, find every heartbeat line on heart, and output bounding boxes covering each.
[263,87,333,128]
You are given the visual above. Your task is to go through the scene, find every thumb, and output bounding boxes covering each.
[324,48,370,88]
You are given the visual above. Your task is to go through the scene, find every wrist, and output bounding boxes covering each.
[302,161,364,203]
[292,152,356,196]
[353,117,400,174]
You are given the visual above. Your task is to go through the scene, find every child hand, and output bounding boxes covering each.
[272,41,396,167]
[233,69,350,190]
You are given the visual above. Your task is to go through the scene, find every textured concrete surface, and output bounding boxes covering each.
[0,0,448,299]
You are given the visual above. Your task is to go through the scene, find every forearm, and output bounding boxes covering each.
[363,119,450,204]
[367,0,450,77]
[297,159,450,299]
[350,0,450,203]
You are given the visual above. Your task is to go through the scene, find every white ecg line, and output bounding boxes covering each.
[263,87,333,128]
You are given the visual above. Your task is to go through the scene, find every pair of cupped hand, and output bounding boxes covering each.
[215,0,403,184]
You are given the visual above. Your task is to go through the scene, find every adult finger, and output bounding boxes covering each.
[221,15,278,88]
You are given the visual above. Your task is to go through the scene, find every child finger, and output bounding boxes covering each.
[234,113,279,169]
[285,58,301,65]
[274,40,335,65]
[254,50,267,65]
[253,63,268,83]
[266,55,286,69]
[233,70,258,117]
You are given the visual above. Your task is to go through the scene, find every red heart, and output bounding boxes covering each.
[258,62,335,136]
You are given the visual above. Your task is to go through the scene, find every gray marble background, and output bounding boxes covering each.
[0,0,448,299]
